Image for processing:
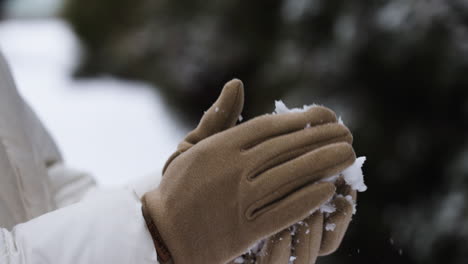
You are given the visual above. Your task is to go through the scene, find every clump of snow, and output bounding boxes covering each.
[289,256,297,264]
[342,157,367,192]
[319,200,337,214]
[234,101,367,262]
[238,115,243,122]
[273,100,318,114]
[320,157,367,193]
[325,223,337,231]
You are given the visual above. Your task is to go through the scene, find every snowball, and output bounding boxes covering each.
[342,157,367,192]
[235,100,368,262]
[272,100,368,192]
[325,223,337,231]
[238,115,243,122]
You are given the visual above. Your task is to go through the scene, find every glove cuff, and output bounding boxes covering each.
[141,198,173,263]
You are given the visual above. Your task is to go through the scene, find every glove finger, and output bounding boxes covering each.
[245,123,352,181]
[335,177,358,202]
[257,229,292,264]
[319,194,354,255]
[292,213,323,264]
[183,78,244,148]
[249,143,355,202]
[248,182,335,239]
[162,79,244,173]
[227,106,337,149]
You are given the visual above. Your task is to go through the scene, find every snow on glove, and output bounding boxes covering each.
[318,177,357,256]
[229,159,356,264]
[228,102,359,264]
[247,177,357,264]
[142,90,356,264]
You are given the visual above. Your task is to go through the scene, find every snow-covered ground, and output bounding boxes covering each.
[0,19,186,186]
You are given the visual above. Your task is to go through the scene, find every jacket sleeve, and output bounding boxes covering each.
[47,163,98,209]
[0,189,158,264]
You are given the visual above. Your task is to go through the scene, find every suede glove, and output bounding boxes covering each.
[142,80,356,264]
[249,177,357,264]
[165,79,356,264]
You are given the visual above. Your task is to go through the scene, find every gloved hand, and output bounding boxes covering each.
[142,79,356,264]
[236,177,356,264]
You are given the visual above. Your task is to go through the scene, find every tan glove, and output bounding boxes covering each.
[142,79,356,264]
[250,177,357,264]
[167,79,356,264]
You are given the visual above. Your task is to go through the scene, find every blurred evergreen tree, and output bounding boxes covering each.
[63,0,468,263]
[0,0,5,19]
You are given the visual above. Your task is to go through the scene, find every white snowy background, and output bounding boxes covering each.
[0,17,186,186]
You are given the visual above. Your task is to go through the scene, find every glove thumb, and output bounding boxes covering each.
[163,79,244,173]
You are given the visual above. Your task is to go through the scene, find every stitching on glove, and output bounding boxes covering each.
[246,133,351,181]
[245,153,355,220]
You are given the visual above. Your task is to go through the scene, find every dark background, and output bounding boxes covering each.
[7,0,468,263]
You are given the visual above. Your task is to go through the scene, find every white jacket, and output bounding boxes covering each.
[0,52,160,263]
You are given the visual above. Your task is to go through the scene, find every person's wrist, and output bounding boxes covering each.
[141,197,172,263]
